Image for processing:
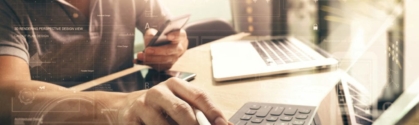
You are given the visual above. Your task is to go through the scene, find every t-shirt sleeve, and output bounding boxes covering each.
[134,0,171,33]
[0,1,29,63]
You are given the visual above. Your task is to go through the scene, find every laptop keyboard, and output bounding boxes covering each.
[336,82,373,125]
[250,39,315,66]
[229,102,321,125]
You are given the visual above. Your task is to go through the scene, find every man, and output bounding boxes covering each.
[0,0,230,124]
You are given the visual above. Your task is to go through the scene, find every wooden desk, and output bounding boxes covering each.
[72,33,344,125]
[170,33,344,125]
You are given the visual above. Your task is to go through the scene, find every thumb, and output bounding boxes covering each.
[136,52,145,61]
[144,28,158,46]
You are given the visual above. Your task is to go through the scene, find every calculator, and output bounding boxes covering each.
[229,102,321,125]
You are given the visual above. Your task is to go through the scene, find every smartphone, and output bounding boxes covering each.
[142,69,196,88]
[84,69,196,92]
[147,14,191,46]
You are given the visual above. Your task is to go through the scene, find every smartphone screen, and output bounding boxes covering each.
[84,69,196,92]
[147,14,191,46]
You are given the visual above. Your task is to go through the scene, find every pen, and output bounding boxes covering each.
[194,108,211,125]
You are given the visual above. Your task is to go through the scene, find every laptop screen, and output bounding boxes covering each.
[314,0,408,124]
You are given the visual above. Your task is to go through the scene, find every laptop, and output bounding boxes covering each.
[337,72,419,125]
[316,0,407,124]
[210,0,338,82]
[210,36,338,81]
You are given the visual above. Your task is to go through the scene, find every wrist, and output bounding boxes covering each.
[91,91,129,110]
[91,90,148,113]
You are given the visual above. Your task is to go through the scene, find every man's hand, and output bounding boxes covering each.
[137,28,188,71]
[119,77,230,125]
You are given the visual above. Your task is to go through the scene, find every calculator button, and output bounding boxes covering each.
[270,107,285,116]
[256,106,272,117]
[241,115,252,120]
[292,120,305,125]
[266,116,278,121]
[236,121,247,125]
[299,109,311,114]
[280,116,293,121]
[246,110,257,115]
[275,122,291,125]
[264,122,276,125]
[284,107,297,116]
[250,104,261,110]
[251,118,263,123]
[296,114,308,119]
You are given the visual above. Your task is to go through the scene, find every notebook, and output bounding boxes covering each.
[210,36,338,81]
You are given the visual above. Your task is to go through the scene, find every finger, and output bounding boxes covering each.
[144,44,182,56]
[164,78,229,125]
[228,121,234,125]
[131,97,170,125]
[144,28,158,46]
[136,52,145,61]
[141,55,177,64]
[139,109,170,125]
[147,64,173,71]
[138,51,177,64]
[166,29,187,44]
[145,86,198,125]
[119,107,140,125]
[167,29,188,53]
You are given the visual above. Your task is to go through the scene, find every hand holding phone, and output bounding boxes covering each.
[137,14,191,70]
[147,14,191,46]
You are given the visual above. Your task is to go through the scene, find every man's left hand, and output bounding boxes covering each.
[137,28,188,71]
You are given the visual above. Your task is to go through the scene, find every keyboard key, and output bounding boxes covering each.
[240,115,252,120]
[353,106,373,120]
[285,39,315,60]
[250,104,261,110]
[274,59,284,65]
[296,114,308,119]
[251,39,314,66]
[338,96,346,103]
[245,110,257,115]
[258,41,278,60]
[299,109,311,114]
[280,116,293,121]
[266,59,275,65]
[255,106,272,117]
[355,116,373,124]
[270,107,285,116]
[282,58,293,63]
[251,42,271,66]
[292,120,305,125]
[266,116,278,121]
[284,107,297,116]
[251,118,263,123]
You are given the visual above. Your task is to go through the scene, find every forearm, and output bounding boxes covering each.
[0,80,129,124]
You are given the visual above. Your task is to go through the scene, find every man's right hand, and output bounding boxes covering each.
[119,77,230,125]
[0,56,232,125]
